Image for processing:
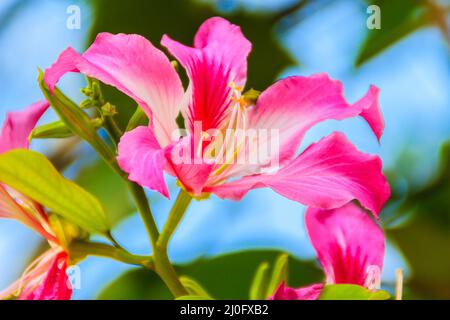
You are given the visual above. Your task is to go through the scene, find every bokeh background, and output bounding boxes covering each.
[0,0,449,299]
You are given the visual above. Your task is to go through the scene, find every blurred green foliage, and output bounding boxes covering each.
[76,158,135,226]
[358,0,450,66]
[388,142,450,299]
[98,251,323,300]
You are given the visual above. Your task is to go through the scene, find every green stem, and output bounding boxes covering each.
[79,90,188,297]
[158,189,193,249]
[128,183,188,297]
[69,241,154,269]
[103,116,123,146]
[151,190,192,298]
[127,182,160,246]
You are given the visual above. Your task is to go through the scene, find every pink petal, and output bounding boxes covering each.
[44,33,184,147]
[161,17,252,132]
[165,136,214,196]
[117,127,169,198]
[0,101,49,153]
[244,75,384,169]
[208,132,390,216]
[269,282,323,300]
[0,185,57,242]
[356,85,384,142]
[305,203,385,288]
[22,251,72,300]
[0,248,71,300]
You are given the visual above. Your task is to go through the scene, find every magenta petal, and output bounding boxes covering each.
[355,85,384,141]
[44,33,184,147]
[269,282,323,300]
[161,17,251,132]
[22,251,72,300]
[0,100,49,153]
[247,75,384,166]
[117,127,169,197]
[305,203,385,287]
[165,136,214,196]
[209,132,390,216]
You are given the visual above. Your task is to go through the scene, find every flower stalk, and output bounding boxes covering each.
[69,241,154,269]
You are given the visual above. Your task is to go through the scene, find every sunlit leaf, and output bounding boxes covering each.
[249,262,270,300]
[265,253,289,298]
[176,295,214,300]
[0,150,109,234]
[180,276,213,299]
[319,284,390,300]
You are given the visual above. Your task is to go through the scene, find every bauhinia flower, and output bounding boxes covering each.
[44,17,390,216]
[0,101,72,300]
[270,203,385,300]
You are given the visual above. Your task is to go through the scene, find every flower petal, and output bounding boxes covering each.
[44,33,184,147]
[161,17,252,132]
[21,251,72,300]
[269,282,323,300]
[244,75,384,169]
[0,185,56,242]
[305,203,385,288]
[117,127,169,198]
[208,132,390,216]
[0,101,49,153]
[0,248,71,300]
[165,136,214,196]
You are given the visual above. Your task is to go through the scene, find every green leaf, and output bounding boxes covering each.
[0,150,109,234]
[30,119,103,140]
[249,262,270,300]
[31,121,74,139]
[265,253,289,298]
[180,276,213,299]
[356,0,445,66]
[126,106,148,132]
[319,284,391,300]
[176,295,214,300]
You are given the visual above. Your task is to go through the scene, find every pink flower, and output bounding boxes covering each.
[44,17,390,216]
[270,203,385,300]
[0,102,72,300]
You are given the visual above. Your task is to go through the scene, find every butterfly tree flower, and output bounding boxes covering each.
[44,17,390,216]
[270,203,385,300]
[0,101,72,300]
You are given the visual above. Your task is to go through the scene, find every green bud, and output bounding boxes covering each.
[101,102,118,117]
[30,118,104,141]
[80,99,94,109]
[80,87,93,98]
[38,69,122,176]
[171,60,179,71]
[243,88,261,105]
[48,213,89,250]
[30,121,74,140]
